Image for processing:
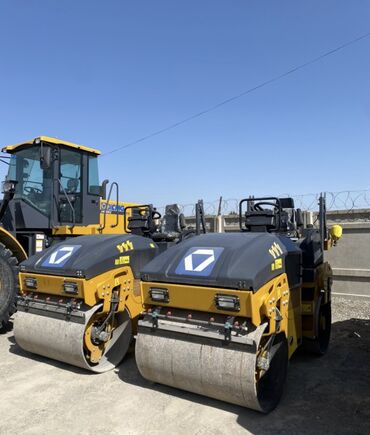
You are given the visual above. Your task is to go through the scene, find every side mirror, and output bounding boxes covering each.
[100,179,109,199]
[40,146,51,170]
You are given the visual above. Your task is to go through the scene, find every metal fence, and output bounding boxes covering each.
[157,190,370,220]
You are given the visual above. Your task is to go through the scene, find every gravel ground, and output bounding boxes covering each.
[0,296,369,435]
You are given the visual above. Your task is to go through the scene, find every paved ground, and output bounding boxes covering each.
[0,297,369,435]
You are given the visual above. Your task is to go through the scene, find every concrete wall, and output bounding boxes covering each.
[325,222,370,299]
[185,211,370,299]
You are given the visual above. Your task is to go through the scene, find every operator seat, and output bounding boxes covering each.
[279,198,304,235]
[66,178,79,194]
[245,209,276,232]
[244,197,297,233]
[152,204,186,242]
[127,208,153,236]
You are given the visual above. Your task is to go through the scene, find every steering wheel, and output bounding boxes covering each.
[24,186,42,195]
[253,201,279,211]
[152,210,162,220]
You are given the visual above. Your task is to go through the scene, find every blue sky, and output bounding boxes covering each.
[0,1,369,207]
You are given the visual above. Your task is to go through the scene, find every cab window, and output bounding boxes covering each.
[59,148,81,193]
[88,155,100,195]
[7,146,52,216]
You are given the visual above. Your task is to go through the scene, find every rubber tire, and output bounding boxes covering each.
[0,243,19,328]
[314,300,332,355]
[257,334,289,413]
[302,300,332,356]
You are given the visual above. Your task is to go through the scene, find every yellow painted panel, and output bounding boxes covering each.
[3,136,100,155]
[19,273,85,299]
[141,281,253,317]
[19,266,137,312]
[52,200,142,236]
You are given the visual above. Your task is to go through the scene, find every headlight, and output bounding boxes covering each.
[63,281,78,295]
[149,288,169,303]
[215,294,240,311]
[24,277,37,289]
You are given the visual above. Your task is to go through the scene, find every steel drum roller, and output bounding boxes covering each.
[14,305,132,373]
[135,323,278,412]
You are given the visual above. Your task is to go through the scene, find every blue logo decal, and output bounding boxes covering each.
[42,245,81,268]
[100,203,125,215]
[175,247,224,277]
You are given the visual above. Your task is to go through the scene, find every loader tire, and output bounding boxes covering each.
[0,243,19,328]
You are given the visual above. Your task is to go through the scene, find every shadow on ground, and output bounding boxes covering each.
[0,319,13,335]
[118,318,370,435]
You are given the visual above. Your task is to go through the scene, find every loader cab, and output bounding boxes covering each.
[0,136,104,254]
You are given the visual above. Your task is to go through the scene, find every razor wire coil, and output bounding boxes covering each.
[157,190,370,221]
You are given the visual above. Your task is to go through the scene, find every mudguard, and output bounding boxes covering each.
[0,227,27,262]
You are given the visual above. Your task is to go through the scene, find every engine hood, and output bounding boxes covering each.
[141,232,301,291]
[21,234,158,279]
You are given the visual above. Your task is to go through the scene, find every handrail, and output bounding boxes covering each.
[195,200,206,235]
[99,182,119,232]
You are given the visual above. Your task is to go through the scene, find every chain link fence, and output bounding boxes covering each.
[157,190,370,221]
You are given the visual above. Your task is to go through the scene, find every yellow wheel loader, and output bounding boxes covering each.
[14,203,206,371]
[135,195,342,413]
[0,136,137,327]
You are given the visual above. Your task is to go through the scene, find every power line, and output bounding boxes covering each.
[103,31,370,157]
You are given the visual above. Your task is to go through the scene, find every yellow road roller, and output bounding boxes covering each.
[15,203,205,372]
[136,195,342,412]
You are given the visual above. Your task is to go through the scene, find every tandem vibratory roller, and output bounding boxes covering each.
[14,202,207,371]
[135,195,342,413]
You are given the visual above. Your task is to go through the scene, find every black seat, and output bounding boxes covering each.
[279,210,290,232]
[280,199,303,234]
[152,204,186,242]
[66,178,79,193]
[127,208,152,236]
[241,197,301,235]
[245,209,276,232]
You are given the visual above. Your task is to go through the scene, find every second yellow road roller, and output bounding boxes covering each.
[136,195,342,412]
